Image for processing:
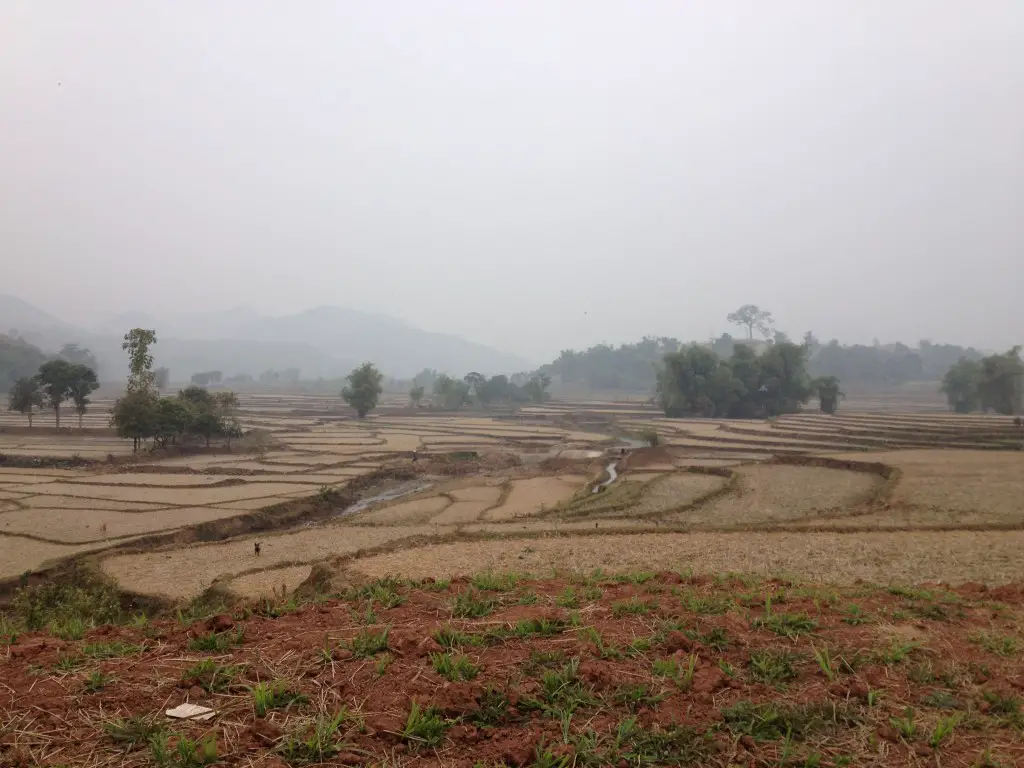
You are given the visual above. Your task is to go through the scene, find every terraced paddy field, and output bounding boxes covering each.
[2,398,1023,601]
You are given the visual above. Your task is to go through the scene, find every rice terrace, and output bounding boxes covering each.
[3,386,1024,767]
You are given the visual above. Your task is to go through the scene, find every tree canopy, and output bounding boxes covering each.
[941,348,1023,415]
[727,305,774,340]
[342,362,384,418]
[657,341,813,418]
[122,329,157,393]
[34,359,98,429]
[7,377,44,427]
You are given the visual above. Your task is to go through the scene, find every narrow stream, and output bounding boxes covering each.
[336,479,433,517]
[592,461,618,494]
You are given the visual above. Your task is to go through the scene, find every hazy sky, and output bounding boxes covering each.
[3,2,1022,361]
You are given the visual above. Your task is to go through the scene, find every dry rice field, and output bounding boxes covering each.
[2,392,1024,599]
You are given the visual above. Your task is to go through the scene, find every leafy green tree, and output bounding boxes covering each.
[464,372,486,401]
[59,343,98,370]
[727,305,774,340]
[813,376,845,415]
[757,342,813,416]
[7,377,44,427]
[68,365,100,428]
[152,397,190,448]
[433,374,470,409]
[409,385,425,406]
[214,391,241,447]
[122,329,157,393]
[110,390,159,451]
[977,347,1024,415]
[34,359,81,428]
[342,362,384,418]
[940,358,981,413]
[177,385,222,446]
[522,374,552,404]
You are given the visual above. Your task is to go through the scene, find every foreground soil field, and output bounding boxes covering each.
[2,573,1022,767]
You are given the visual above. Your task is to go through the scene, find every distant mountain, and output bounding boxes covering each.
[0,296,532,382]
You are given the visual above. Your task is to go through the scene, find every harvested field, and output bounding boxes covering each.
[827,449,1024,523]
[350,496,451,525]
[689,465,881,527]
[0,536,130,579]
[5,482,320,505]
[0,506,246,543]
[101,524,438,598]
[629,472,728,517]
[5,573,1021,767]
[484,477,584,521]
[353,529,1024,585]
[429,500,492,524]
[15,495,171,511]
[224,563,313,598]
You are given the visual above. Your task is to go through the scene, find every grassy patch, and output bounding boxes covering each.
[722,700,861,742]
[84,670,114,693]
[434,626,485,650]
[748,649,801,685]
[971,632,1019,657]
[652,653,698,689]
[103,715,165,749]
[150,731,219,768]
[469,686,514,727]
[451,590,495,619]
[512,617,567,639]
[613,684,664,713]
[611,598,657,618]
[556,587,580,609]
[182,659,244,693]
[615,718,712,765]
[187,629,244,653]
[82,640,146,659]
[251,680,309,716]
[752,610,817,639]
[278,711,351,765]
[402,701,448,748]
[430,652,480,681]
[345,626,390,657]
[470,571,519,592]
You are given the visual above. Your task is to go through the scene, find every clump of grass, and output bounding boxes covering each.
[578,626,621,660]
[82,640,146,659]
[53,653,84,672]
[182,659,244,693]
[680,591,733,615]
[889,707,916,739]
[433,626,484,650]
[451,590,495,619]
[103,715,164,749]
[513,617,567,638]
[469,686,514,727]
[150,732,218,768]
[614,571,656,585]
[614,684,664,713]
[350,578,406,609]
[971,633,1019,657]
[251,681,309,717]
[748,649,800,685]
[84,670,114,693]
[517,591,539,605]
[402,701,448,748]
[722,700,861,742]
[278,711,351,765]
[345,626,390,657]
[187,628,244,653]
[877,639,919,664]
[842,604,870,625]
[556,586,580,608]
[811,644,837,682]
[11,572,121,633]
[611,598,656,618]
[470,571,519,592]
[50,617,88,640]
[430,652,479,682]
[752,610,817,639]
[535,657,595,714]
[615,718,711,765]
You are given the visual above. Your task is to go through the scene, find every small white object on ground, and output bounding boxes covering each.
[166,703,215,721]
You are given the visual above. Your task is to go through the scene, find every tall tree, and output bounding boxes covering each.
[122,329,157,393]
[523,374,552,404]
[727,305,774,340]
[59,343,99,370]
[68,365,100,428]
[940,358,981,413]
[342,362,384,418]
[464,372,486,400]
[34,359,80,428]
[409,385,425,407]
[110,389,158,452]
[977,347,1024,415]
[7,377,44,427]
[214,391,241,447]
[813,376,845,415]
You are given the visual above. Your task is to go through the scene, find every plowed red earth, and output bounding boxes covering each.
[2,574,1023,767]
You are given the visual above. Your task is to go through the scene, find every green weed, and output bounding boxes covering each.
[103,715,164,749]
[611,598,656,617]
[889,708,916,740]
[345,626,390,657]
[84,670,113,693]
[431,652,479,681]
[82,640,145,658]
[251,681,309,717]
[471,571,519,592]
[181,659,244,693]
[187,628,244,652]
[277,711,351,764]
[402,701,447,748]
[451,590,495,619]
[748,649,800,685]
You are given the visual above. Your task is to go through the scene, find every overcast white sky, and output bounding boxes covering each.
[2,1,1022,361]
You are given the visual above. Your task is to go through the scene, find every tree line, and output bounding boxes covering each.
[656,340,842,418]
[7,357,100,428]
[940,347,1024,415]
[108,329,241,451]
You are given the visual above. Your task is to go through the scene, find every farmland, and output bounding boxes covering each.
[3,393,1024,766]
